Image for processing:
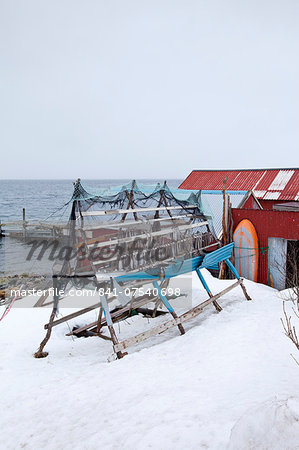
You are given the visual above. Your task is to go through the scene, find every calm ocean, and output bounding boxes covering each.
[0,179,182,222]
[0,179,182,275]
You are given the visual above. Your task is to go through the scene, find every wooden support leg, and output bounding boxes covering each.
[96,307,103,332]
[96,306,113,341]
[34,289,50,307]
[34,277,60,358]
[112,278,129,306]
[152,298,162,318]
[34,306,57,358]
[100,294,127,359]
[196,269,222,312]
[153,281,185,335]
[152,279,169,317]
[225,259,252,301]
[239,278,252,301]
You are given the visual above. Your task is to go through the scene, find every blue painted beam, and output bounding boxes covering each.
[225,258,240,279]
[153,281,174,313]
[196,268,212,296]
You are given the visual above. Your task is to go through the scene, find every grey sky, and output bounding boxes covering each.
[0,0,298,179]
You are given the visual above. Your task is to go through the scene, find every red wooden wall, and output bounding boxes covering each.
[231,209,299,285]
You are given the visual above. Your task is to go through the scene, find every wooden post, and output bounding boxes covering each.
[22,207,27,239]
[34,277,59,358]
[96,307,103,332]
[100,294,127,359]
[227,195,235,278]
[154,181,167,219]
[222,178,228,246]
[121,180,138,222]
[219,177,228,279]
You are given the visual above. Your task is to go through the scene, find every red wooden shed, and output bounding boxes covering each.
[180,168,299,289]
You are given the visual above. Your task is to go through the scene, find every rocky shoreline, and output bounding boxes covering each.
[0,273,50,303]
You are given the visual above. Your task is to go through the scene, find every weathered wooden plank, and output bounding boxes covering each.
[34,290,50,307]
[65,293,162,336]
[82,214,193,231]
[113,279,242,352]
[86,221,208,249]
[33,281,53,307]
[44,302,101,329]
[93,245,190,267]
[97,332,112,341]
[82,205,197,217]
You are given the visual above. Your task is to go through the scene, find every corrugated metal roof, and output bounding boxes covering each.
[179,169,299,201]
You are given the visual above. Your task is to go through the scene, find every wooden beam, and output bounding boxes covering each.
[33,280,53,307]
[44,302,101,329]
[113,279,242,352]
[34,290,50,307]
[82,205,197,217]
[93,243,190,266]
[47,278,159,331]
[86,221,208,249]
[82,214,193,231]
[65,291,163,336]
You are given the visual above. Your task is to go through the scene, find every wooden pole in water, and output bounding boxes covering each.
[22,207,27,239]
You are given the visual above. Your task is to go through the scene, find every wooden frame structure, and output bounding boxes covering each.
[34,180,251,359]
[35,243,251,359]
[97,243,251,358]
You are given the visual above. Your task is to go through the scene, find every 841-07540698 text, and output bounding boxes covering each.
[97,287,182,297]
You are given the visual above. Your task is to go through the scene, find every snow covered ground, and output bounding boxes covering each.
[1,270,299,450]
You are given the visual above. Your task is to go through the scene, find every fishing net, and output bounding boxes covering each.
[51,179,218,306]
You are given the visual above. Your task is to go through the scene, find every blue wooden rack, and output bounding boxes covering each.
[99,243,252,358]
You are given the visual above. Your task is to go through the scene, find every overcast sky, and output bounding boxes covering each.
[0,0,298,179]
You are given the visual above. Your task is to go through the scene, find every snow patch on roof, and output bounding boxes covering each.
[268,170,294,191]
[263,191,281,200]
[254,190,266,198]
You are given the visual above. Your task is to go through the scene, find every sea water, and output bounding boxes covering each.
[0,179,181,275]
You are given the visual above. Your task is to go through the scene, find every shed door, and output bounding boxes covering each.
[268,237,287,290]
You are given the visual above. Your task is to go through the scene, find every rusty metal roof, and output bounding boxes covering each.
[179,169,299,201]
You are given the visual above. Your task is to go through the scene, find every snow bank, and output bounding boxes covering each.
[1,272,299,449]
[228,396,299,450]
[277,287,298,301]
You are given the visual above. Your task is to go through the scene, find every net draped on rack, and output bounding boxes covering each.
[52,180,219,304]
